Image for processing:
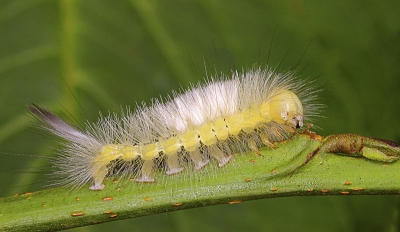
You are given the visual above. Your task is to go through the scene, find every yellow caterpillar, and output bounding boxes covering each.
[30,67,320,190]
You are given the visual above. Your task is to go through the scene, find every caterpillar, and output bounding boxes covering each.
[30,67,320,191]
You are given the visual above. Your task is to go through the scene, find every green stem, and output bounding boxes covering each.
[0,133,399,231]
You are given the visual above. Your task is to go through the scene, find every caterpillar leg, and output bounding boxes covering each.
[248,139,262,156]
[89,165,108,191]
[89,183,106,191]
[135,160,155,183]
[165,153,184,175]
[208,145,232,167]
[188,149,210,170]
[260,132,277,149]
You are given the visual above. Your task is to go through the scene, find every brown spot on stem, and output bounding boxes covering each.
[173,203,183,207]
[102,197,113,201]
[245,178,252,182]
[343,181,352,185]
[270,187,278,191]
[109,214,118,218]
[229,200,243,204]
[352,187,364,191]
[71,212,85,217]
[321,189,329,193]
[341,191,350,195]
[145,197,151,202]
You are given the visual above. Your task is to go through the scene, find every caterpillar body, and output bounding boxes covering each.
[30,67,319,191]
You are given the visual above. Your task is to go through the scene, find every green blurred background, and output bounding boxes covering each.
[0,0,399,231]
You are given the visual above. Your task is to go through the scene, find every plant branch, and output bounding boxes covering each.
[0,133,399,231]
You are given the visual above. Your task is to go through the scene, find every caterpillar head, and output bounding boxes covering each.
[268,89,304,129]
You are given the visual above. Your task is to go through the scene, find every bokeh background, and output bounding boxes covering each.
[0,0,399,231]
